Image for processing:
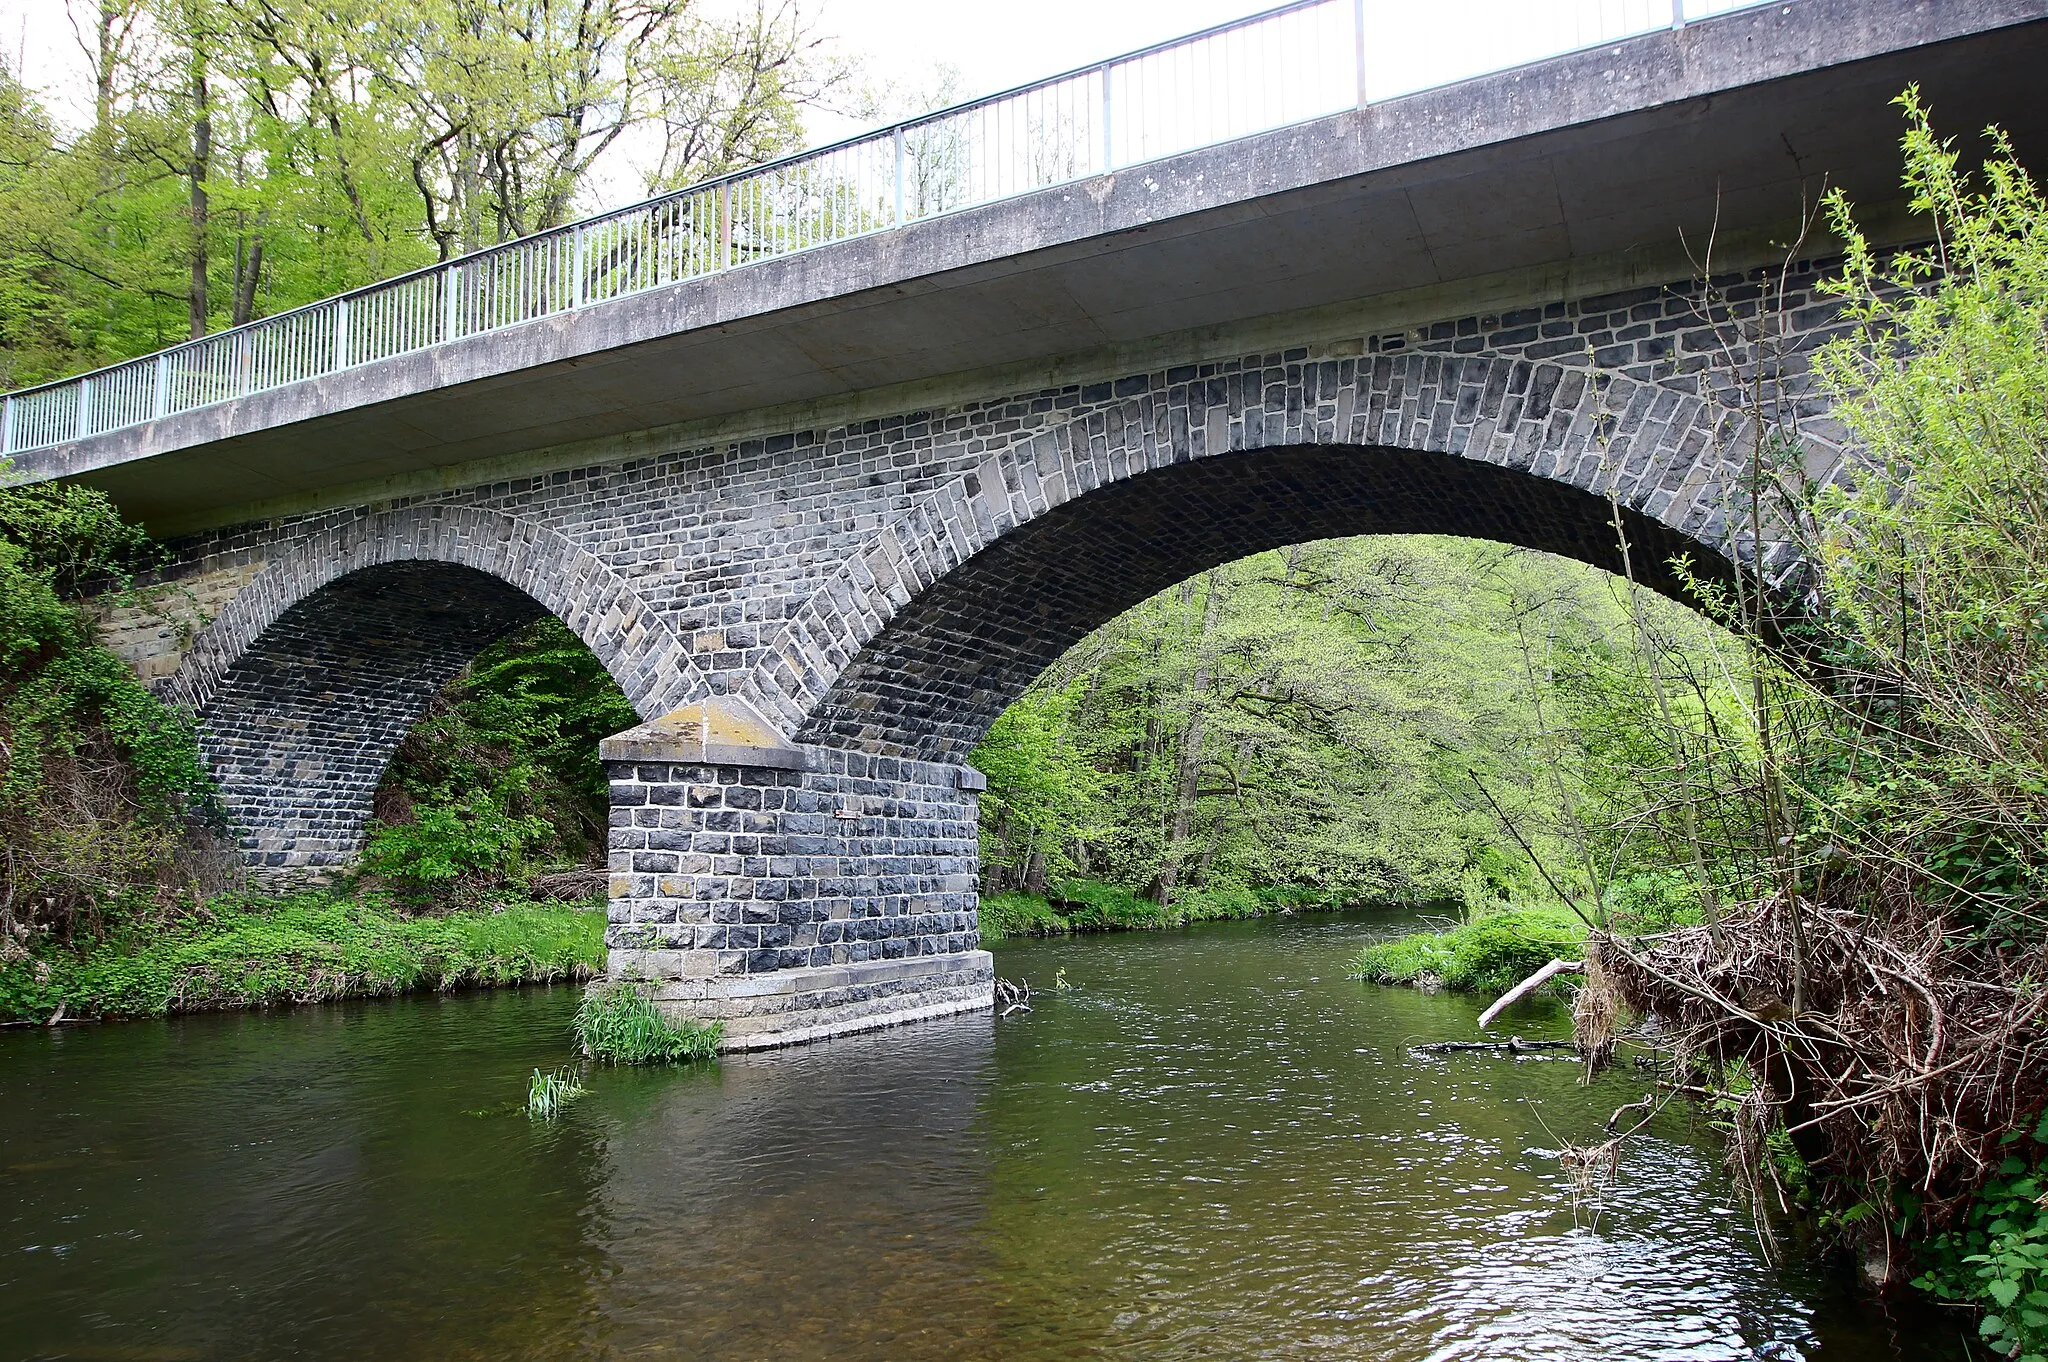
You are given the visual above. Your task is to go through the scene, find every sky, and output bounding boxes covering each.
[0,0,1280,132]
[0,0,1724,207]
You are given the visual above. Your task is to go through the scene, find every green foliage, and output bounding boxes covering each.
[969,536,1746,915]
[365,616,638,899]
[0,483,222,939]
[0,895,604,1021]
[573,981,721,1064]
[1795,89,2048,935]
[1914,1116,2048,1361]
[0,0,833,387]
[361,800,554,891]
[1348,904,1586,994]
[526,1066,588,1121]
[981,879,1347,942]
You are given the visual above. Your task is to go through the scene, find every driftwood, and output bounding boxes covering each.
[1411,1036,1578,1056]
[1476,957,1585,1031]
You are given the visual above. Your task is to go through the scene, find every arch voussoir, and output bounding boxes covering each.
[742,351,1765,756]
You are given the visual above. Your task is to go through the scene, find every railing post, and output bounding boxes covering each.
[1100,63,1114,174]
[719,182,733,271]
[1354,0,1370,107]
[893,127,906,224]
[445,264,462,340]
[153,353,170,418]
[76,377,92,441]
[235,331,251,397]
[334,297,351,369]
[572,226,587,307]
[1,394,13,455]
[1672,0,1687,28]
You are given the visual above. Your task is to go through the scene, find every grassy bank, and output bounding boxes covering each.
[0,894,605,1023]
[1347,905,1586,995]
[980,880,1351,942]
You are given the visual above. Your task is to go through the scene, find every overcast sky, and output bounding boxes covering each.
[0,0,1717,201]
[0,0,1276,131]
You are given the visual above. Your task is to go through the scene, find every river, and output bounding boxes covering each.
[1,909,1965,1360]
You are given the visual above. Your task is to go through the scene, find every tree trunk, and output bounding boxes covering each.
[186,36,211,340]
[1149,573,1224,905]
[1022,842,1047,897]
[232,228,264,326]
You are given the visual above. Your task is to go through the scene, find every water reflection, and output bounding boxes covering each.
[0,912,1971,1360]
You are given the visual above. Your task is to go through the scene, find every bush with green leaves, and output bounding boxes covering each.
[0,482,224,945]
[1349,904,1585,994]
[365,616,638,900]
[1914,1116,2048,1362]
[574,980,722,1063]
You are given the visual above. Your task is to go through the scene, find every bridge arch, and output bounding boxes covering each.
[743,354,1797,762]
[170,504,705,878]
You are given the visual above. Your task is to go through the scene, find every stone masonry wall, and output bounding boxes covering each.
[603,749,981,977]
[140,260,1858,875]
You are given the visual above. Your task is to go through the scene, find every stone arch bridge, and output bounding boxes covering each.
[21,0,2048,1045]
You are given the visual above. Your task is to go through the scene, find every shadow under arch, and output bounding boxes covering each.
[796,442,1736,763]
[196,559,557,877]
[164,504,707,879]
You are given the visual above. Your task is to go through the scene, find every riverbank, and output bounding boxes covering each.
[0,893,605,1023]
[979,880,1352,942]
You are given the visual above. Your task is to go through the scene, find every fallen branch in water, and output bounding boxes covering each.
[994,976,1032,1016]
[1477,957,1585,1031]
[1411,1036,1578,1056]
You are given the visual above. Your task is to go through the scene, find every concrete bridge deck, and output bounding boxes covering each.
[18,0,2048,537]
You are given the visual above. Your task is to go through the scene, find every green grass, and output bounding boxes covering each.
[979,880,1349,942]
[1347,904,1587,994]
[573,980,722,1063]
[0,893,606,1022]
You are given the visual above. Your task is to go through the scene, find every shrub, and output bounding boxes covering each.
[574,981,721,1063]
[1914,1115,2048,1362]
[1050,879,1178,930]
[1350,904,1585,994]
[979,892,1066,942]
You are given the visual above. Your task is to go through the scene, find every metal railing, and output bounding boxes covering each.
[0,0,1775,458]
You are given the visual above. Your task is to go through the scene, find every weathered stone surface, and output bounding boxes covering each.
[86,260,1875,1039]
[128,267,1858,874]
[598,697,804,769]
[628,953,996,1050]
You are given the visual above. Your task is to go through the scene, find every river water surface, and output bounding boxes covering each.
[2,909,1968,1360]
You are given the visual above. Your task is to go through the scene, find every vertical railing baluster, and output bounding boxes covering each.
[719,182,733,270]
[1354,0,1370,106]
[894,127,906,224]
[1101,63,1115,173]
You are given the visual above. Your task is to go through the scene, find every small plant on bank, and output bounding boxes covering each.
[1914,1114,2048,1362]
[574,980,722,1063]
[526,1065,587,1120]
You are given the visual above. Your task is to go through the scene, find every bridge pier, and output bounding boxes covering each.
[599,700,992,1049]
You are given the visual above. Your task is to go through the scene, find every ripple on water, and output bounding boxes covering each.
[0,912,1971,1360]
